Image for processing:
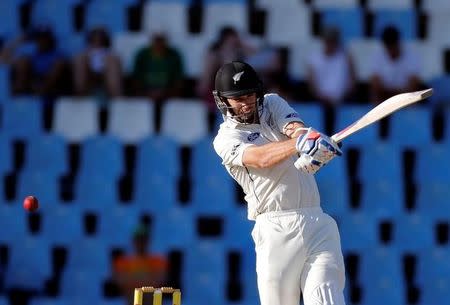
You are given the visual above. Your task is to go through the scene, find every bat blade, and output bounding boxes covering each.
[331,88,433,143]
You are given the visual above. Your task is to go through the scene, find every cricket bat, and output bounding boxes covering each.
[331,88,433,143]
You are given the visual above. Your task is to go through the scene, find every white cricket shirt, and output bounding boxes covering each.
[213,93,320,220]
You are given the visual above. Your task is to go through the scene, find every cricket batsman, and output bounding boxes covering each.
[213,61,346,305]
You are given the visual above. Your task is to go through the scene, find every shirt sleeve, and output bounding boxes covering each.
[265,94,303,133]
[213,131,254,167]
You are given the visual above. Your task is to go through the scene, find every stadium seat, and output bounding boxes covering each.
[202,2,248,41]
[290,103,324,132]
[60,268,106,298]
[406,41,443,82]
[4,236,52,291]
[53,97,99,143]
[313,0,358,9]
[338,211,378,252]
[152,206,195,252]
[85,0,127,33]
[79,135,124,178]
[29,297,65,305]
[359,179,404,218]
[23,134,68,176]
[161,99,208,145]
[415,181,450,220]
[422,0,450,12]
[142,1,189,41]
[358,143,402,183]
[41,204,83,245]
[3,96,43,140]
[368,0,413,9]
[373,9,417,40]
[182,240,227,304]
[393,212,434,252]
[97,205,140,248]
[428,75,450,107]
[17,171,61,204]
[0,0,20,39]
[288,38,322,81]
[0,65,11,101]
[107,98,154,144]
[74,173,119,211]
[359,246,405,305]
[31,0,75,37]
[136,135,180,179]
[223,208,254,249]
[134,172,178,213]
[266,3,311,48]
[112,32,148,75]
[335,104,378,147]
[172,34,209,78]
[427,10,450,47]
[348,39,382,82]
[388,106,432,148]
[0,135,12,176]
[66,237,110,274]
[321,8,364,45]
[415,143,450,183]
[0,203,27,243]
[417,247,450,305]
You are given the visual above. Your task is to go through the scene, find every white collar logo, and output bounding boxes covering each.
[232,71,244,84]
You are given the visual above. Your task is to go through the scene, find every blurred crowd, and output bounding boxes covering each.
[0,22,427,133]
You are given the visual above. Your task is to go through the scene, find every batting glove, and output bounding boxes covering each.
[294,127,342,174]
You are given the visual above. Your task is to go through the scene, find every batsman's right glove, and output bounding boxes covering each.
[294,127,342,174]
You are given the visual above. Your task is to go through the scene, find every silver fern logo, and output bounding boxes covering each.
[232,71,244,84]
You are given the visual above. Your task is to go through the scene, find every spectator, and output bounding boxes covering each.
[197,26,256,128]
[72,27,123,99]
[113,223,169,304]
[130,33,184,102]
[306,26,356,133]
[6,26,70,98]
[306,27,356,106]
[370,25,421,104]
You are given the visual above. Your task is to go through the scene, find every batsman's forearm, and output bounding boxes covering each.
[243,138,298,169]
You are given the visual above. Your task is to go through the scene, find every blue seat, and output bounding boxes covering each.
[338,211,378,252]
[79,135,123,178]
[134,173,178,213]
[359,179,404,218]
[182,240,226,303]
[136,135,180,178]
[17,171,60,204]
[290,103,324,132]
[334,104,378,147]
[0,65,11,101]
[85,0,127,33]
[4,236,52,291]
[66,237,110,275]
[3,96,43,140]
[0,0,20,39]
[223,208,254,250]
[29,297,65,305]
[152,207,195,252]
[31,0,75,37]
[359,246,405,305]
[0,135,12,175]
[98,205,140,248]
[429,75,450,107]
[415,181,450,219]
[393,212,433,252]
[240,247,258,302]
[321,8,364,45]
[23,134,68,176]
[415,143,450,183]
[75,172,119,212]
[388,106,432,148]
[0,203,27,243]
[41,205,83,246]
[373,9,417,40]
[60,268,106,298]
[417,247,450,305]
[358,142,402,183]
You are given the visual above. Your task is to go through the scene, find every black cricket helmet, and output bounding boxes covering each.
[213,61,263,124]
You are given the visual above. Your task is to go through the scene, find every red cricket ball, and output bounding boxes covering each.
[23,196,39,212]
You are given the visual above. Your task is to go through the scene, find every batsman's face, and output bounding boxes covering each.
[227,93,257,120]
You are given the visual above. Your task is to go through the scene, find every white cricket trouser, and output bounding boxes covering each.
[252,207,346,305]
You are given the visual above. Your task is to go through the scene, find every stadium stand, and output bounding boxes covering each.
[0,1,449,305]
